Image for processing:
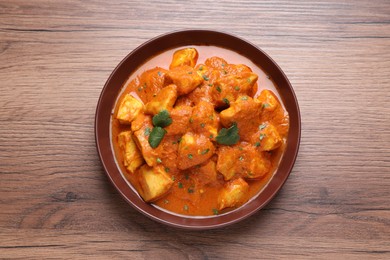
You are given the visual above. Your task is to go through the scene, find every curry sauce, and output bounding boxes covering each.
[111,46,289,216]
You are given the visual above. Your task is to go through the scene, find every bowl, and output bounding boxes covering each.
[95,30,300,229]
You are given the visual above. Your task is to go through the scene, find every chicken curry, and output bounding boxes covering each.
[112,47,289,216]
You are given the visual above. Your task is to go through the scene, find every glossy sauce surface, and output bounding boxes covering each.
[111,46,289,216]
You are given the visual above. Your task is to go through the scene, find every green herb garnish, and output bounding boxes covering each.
[216,122,240,145]
[259,123,267,130]
[260,133,266,140]
[212,208,219,215]
[148,126,166,148]
[234,86,240,91]
[144,127,151,136]
[178,182,183,188]
[202,74,209,81]
[156,158,162,163]
[200,148,210,155]
[216,86,222,93]
[184,205,189,211]
[188,188,194,194]
[188,154,193,159]
[152,110,172,128]
[222,98,230,105]
[262,103,270,108]
[254,142,260,147]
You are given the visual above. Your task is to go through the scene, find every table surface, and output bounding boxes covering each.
[1,0,389,259]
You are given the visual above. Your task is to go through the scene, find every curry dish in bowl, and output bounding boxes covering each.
[96,30,300,229]
[111,46,289,216]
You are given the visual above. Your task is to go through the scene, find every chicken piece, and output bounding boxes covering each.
[145,84,178,115]
[216,146,239,181]
[136,67,168,103]
[190,160,218,186]
[165,65,203,95]
[116,94,144,124]
[219,96,262,141]
[165,105,192,136]
[251,123,282,151]
[169,48,199,69]
[225,64,253,75]
[136,165,174,202]
[177,132,215,170]
[132,115,158,167]
[217,178,249,210]
[204,56,229,69]
[189,100,219,140]
[235,144,271,179]
[211,72,258,108]
[117,131,144,173]
[257,89,280,112]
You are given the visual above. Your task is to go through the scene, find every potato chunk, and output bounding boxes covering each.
[257,89,280,112]
[116,94,144,124]
[136,165,174,202]
[145,84,178,115]
[218,178,249,210]
[169,48,199,69]
[177,132,215,170]
[219,96,262,141]
[165,65,203,95]
[117,131,144,173]
[251,123,282,151]
[211,72,258,108]
[189,100,219,140]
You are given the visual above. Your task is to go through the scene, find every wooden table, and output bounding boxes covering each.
[1,0,389,259]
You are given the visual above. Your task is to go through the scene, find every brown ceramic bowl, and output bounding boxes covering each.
[95,30,300,230]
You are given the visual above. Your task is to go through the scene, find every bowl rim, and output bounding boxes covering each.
[95,29,301,230]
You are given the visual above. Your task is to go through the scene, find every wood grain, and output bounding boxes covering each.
[1,0,389,259]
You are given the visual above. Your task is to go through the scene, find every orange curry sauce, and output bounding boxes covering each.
[111,46,289,216]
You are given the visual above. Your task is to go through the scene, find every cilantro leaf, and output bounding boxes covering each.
[148,126,166,148]
[216,122,240,145]
[152,110,172,127]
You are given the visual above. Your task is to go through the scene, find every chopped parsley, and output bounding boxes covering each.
[234,86,240,91]
[259,123,267,130]
[188,188,194,194]
[260,133,266,140]
[241,96,248,101]
[144,127,151,136]
[254,142,261,147]
[222,98,230,105]
[202,74,209,81]
[200,148,210,155]
[200,123,205,128]
[212,208,219,215]
[188,154,193,159]
[156,158,162,163]
[216,85,222,93]
[262,103,270,108]
[178,182,183,188]
[183,205,189,211]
